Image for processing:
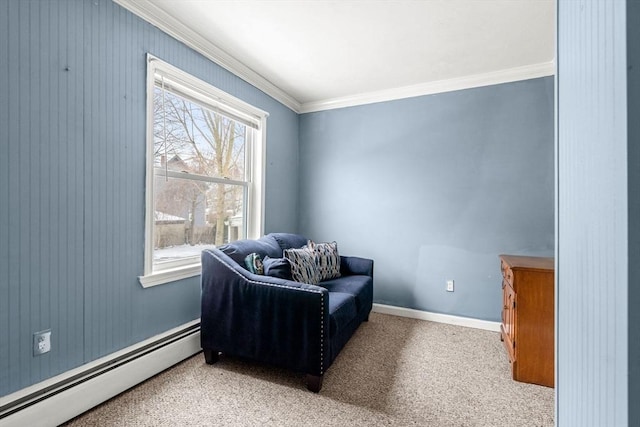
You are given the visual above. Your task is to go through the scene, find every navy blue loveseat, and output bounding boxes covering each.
[200,233,373,392]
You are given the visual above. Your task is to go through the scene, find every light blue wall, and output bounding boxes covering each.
[299,77,554,321]
[0,0,298,397]
[557,0,630,425]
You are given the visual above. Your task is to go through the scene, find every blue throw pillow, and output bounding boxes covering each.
[263,256,293,280]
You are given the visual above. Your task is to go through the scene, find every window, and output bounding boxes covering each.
[140,55,267,287]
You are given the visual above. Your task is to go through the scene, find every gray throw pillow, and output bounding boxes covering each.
[283,246,320,284]
[309,240,341,281]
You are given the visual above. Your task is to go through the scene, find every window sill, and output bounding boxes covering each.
[138,263,201,288]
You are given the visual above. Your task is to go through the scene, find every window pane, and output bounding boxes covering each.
[153,86,246,181]
[153,175,245,265]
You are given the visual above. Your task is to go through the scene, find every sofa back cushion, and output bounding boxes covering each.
[218,235,282,266]
[268,233,308,251]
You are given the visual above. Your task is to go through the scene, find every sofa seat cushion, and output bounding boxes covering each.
[320,275,373,313]
[328,292,357,336]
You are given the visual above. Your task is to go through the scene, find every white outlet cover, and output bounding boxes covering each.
[33,329,51,356]
[446,280,455,292]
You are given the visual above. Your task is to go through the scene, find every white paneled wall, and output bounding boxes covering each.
[557,1,628,425]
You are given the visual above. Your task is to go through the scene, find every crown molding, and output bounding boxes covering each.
[113,0,554,115]
[299,61,555,113]
[113,0,302,113]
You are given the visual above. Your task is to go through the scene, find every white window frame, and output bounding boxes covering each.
[139,54,267,288]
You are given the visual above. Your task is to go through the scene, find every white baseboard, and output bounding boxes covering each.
[0,321,202,427]
[372,303,501,332]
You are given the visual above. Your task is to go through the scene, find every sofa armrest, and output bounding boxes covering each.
[340,255,374,277]
[200,249,330,377]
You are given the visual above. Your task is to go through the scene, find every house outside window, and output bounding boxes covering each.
[140,55,267,287]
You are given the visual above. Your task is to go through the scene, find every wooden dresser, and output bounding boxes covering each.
[499,254,554,388]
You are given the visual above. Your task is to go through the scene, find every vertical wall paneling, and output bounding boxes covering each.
[557,0,628,425]
[0,0,10,390]
[17,0,32,387]
[48,0,60,375]
[6,0,20,389]
[627,0,640,424]
[34,0,46,383]
[69,0,86,372]
[0,0,299,397]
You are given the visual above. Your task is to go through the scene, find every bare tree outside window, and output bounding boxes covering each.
[139,57,264,287]
[152,85,248,264]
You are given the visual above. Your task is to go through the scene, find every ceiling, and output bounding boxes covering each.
[116,0,555,112]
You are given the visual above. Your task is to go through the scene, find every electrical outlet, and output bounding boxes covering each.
[33,329,51,356]
[446,280,454,292]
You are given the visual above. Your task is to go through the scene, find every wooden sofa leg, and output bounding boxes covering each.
[203,349,219,365]
[305,374,323,393]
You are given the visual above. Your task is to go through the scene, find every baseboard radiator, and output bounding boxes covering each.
[0,320,202,427]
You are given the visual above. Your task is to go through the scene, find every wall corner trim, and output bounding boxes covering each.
[372,303,501,332]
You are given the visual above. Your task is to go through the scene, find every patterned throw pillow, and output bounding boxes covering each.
[309,240,341,281]
[244,253,264,275]
[283,246,320,285]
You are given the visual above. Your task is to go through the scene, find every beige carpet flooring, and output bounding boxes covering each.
[63,313,554,426]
